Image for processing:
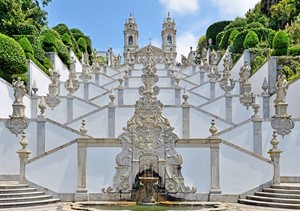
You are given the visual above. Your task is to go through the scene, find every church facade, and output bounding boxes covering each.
[123,13,177,65]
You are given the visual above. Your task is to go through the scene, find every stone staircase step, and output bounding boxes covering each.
[247,195,300,204]
[239,199,300,209]
[272,183,300,190]
[0,198,60,208]
[263,187,300,195]
[255,191,300,199]
[0,184,28,189]
[0,194,52,203]
[0,191,44,198]
[0,188,36,194]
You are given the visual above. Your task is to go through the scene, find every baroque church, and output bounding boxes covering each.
[123,13,177,65]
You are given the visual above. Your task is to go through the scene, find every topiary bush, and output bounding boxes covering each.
[251,55,266,73]
[268,30,276,47]
[62,33,72,48]
[0,33,27,77]
[70,28,85,40]
[272,31,289,56]
[219,30,231,50]
[224,18,247,31]
[280,65,294,79]
[18,37,34,55]
[53,24,69,36]
[206,21,232,46]
[243,31,259,49]
[228,29,240,45]
[232,30,248,54]
[42,32,57,52]
[77,37,87,53]
[246,22,264,29]
[216,31,225,49]
[56,39,70,66]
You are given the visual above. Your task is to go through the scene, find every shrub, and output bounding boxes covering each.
[18,37,34,55]
[252,28,271,41]
[268,30,277,47]
[289,45,300,56]
[243,31,259,49]
[251,55,266,73]
[42,32,57,52]
[246,22,264,29]
[272,31,289,56]
[224,18,247,31]
[62,33,72,47]
[70,28,85,40]
[219,30,231,49]
[216,31,225,49]
[228,29,240,45]
[77,37,87,53]
[280,65,294,79]
[53,24,69,36]
[206,21,232,45]
[232,31,248,54]
[56,40,70,66]
[85,36,92,55]
[42,29,61,40]
[0,33,27,76]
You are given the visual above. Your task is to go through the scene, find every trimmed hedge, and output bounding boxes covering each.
[0,33,27,76]
[289,45,300,56]
[18,37,34,55]
[232,31,248,54]
[224,18,247,31]
[243,31,259,49]
[42,32,57,52]
[251,55,266,73]
[228,29,239,45]
[216,31,225,49]
[70,28,85,40]
[268,30,276,47]
[62,33,72,47]
[56,39,70,67]
[77,37,87,53]
[280,65,294,78]
[246,22,264,29]
[272,31,289,56]
[53,24,69,36]
[206,21,231,46]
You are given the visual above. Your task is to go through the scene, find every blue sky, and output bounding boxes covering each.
[45,0,260,60]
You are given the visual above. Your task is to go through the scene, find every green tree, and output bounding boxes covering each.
[272,30,289,56]
[270,0,298,29]
[77,37,87,53]
[228,29,239,45]
[243,31,259,49]
[196,35,206,63]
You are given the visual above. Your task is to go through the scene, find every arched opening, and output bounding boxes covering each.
[167,35,172,45]
[128,36,133,45]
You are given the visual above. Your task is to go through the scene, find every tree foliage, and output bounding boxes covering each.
[206,21,231,46]
[272,30,289,56]
[243,31,259,49]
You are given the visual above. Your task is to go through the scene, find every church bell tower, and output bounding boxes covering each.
[124,14,139,63]
[161,12,177,64]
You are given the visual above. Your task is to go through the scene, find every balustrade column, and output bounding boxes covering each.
[67,95,74,122]
[199,67,205,85]
[108,105,115,138]
[210,80,216,100]
[37,116,46,155]
[268,132,282,185]
[75,138,88,201]
[182,90,190,139]
[225,93,233,123]
[94,73,100,86]
[17,132,31,184]
[31,95,38,119]
[83,82,89,101]
[175,87,181,105]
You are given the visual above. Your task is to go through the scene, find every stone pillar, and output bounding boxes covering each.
[175,87,181,105]
[67,95,74,122]
[268,57,277,95]
[208,120,222,200]
[94,73,100,86]
[36,117,46,155]
[262,93,270,119]
[200,68,205,85]
[118,87,124,106]
[171,74,175,87]
[75,138,88,201]
[210,80,216,100]
[108,105,115,138]
[252,116,263,155]
[83,82,89,101]
[182,90,190,139]
[239,79,242,95]
[124,75,129,88]
[31,95,38,119]
[103,65,107,75]
[244,49,251,66]
[225,93,232,123]
[268,132,282,185]
[17,132,31,184]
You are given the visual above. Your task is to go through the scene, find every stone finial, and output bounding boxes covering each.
[175,75,180,87]
[118,75,124,88]
[262,77,269,94]
[270,131,279,149]
[38,96,47,118]
[251,94,260,117]
[20,131,29,150]
[80,119,88,137]
[32,80,38,96]
[109,87,116,105]
[182,87,189,105]
[209,119,218,137]
[66,77,74,96]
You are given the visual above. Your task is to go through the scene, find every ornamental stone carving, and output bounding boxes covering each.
[65,59,80,95]
[5,77,29,135]
[220,53,235,93]
[45,68,61,109]
[104,47,196,195]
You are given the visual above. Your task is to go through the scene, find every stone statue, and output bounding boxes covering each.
[210,50,217,65]
[181,55,189,67]
[70,57,76,72]
[223,53,231,71]
[83,52,89,65]
[274,74,288,104]
[239,61,251,83]
[202,48,207,59]
[12,77,26,104]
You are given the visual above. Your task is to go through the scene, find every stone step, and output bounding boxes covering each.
[0,184,28,190]
[272,184,300,190]
[0,194,52,203]
[0,191,44,198]
[0,198,60,208]
[247,195,300,204]
[0,188,36,194]
[263,187,300,195]
[255,191,300,199]
[239,199,300,209]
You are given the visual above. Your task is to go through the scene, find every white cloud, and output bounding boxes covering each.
[211,0,260,18]
[176,31,198,62]
[159,0,200,15]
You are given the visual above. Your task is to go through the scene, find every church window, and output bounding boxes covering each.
[128,36,133,45]
[167,35,172,45]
